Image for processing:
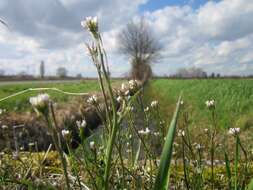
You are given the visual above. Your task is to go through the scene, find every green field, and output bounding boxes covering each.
[1,79,253,129]
[147,79,253,129]
[0,80,100,111]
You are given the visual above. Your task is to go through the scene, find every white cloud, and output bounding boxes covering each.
[144,0,253,75]
[0,0,253,77]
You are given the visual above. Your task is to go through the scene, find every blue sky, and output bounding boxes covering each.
[140,0,211,12]
[0,0,252,77]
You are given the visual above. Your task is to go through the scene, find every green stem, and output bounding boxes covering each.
[46,103,71,190]
[103,122,118,190]
[235,135,239,190]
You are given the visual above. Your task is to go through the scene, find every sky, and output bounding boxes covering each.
[0,0,253,77]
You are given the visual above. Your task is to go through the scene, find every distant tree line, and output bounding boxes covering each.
[169,67,222,79]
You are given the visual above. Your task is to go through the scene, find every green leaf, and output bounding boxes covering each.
[247,179,253,190]
[154,95,182,190]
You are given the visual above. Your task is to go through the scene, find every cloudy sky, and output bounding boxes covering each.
[0,0,253,77]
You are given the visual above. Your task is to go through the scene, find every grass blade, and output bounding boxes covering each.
[133,139,141,167]
[154,95,182,190]
[224,151,232,189]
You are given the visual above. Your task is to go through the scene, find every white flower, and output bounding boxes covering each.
[1,125,8,130]
[151,100,158,108]
[154,132,160,136]
[121,83,127,91]
[29,94,50,108]
[204,128,209,133]
[144,107,149,112]
[87,95,98,104]
[81,16,98,32]
[128,79,138,90]
[195,144,202,150]
[138,127,151,135]
[228,128,240,135]
[76,119,87,129]
[205,99,215,109]
[124,90,130,96]
[61,129,71,140]
[160,121,165,125]
[28,142,35,147]
[178,129,185,137]
[180,101,184,105]
[116,96,123,102]
[90,141,95,150]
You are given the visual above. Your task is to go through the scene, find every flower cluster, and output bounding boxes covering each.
[119,80,140,98]
[90,141,95,150]
[87,95,98,104]
[1,124,8,130]
[228,127,240,135]
[81,16,98,38]
[178,129,185,137]
[138,127,151,135]
[144,107,149,112]
[61,129,71,140]
[76,119,87,129]
[205,99,215,109]
[29,94,50,114]
[116,96,123,103]
[151,100,158,108]
[128,79,138,90]
[0,109,6,115]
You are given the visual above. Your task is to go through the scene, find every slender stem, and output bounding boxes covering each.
[46,103,71,190]
[97,67,112,128]
[103,121,118,190]
[210,109,216,190]
[182,138,190,190]
[235,135,239,190]
[66,144,83,190]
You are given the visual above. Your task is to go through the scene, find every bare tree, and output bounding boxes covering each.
[40,60,45,79]
[118,19,161,83]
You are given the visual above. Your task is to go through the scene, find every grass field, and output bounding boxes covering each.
[0,80,100,111]
[1,78,253,129]
[146,79,253,129]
